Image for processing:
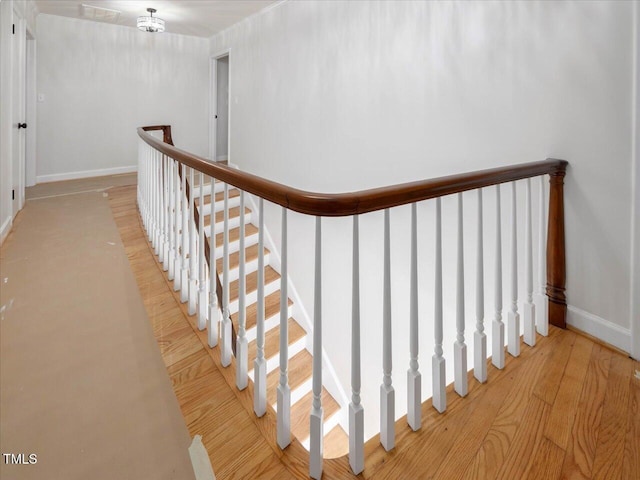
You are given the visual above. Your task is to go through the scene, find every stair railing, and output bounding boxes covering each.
[137,125,567,479]
[138,125,237,356]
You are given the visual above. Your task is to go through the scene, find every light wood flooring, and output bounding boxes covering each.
[108,184,639,480]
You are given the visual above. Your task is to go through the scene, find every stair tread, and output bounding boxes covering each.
[195,188,239,206]
[229,265,280,302]
[231,290,292,332]
[204,206,251,227]
[323,425,349,459]
[290,387,340,442]
[248,317,305,366]
[212,224,258,244]
[216,244,270,275]
[266,349,313,405]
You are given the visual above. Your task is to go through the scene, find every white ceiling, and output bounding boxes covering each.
[34,0,282,38]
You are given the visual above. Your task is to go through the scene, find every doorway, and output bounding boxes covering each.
[211,53,230,163]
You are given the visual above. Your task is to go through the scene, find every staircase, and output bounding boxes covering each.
[138,125,570,478]
[195,179,349,458]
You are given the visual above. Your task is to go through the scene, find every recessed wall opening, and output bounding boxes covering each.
[211,53,230,162]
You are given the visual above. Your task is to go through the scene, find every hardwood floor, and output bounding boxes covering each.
[109,184,639,480]
[108,185,296,480]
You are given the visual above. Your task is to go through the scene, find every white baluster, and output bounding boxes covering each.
[173,160,182,291]
[253,198,267,417]
[139,144,143,209]
[140,143,145,226]
[220,183,232,367]
[162,155,169,271]
[310,216,323,480]
[474,189,487,383]
[508,182,520,357]
[407,203,421,431]
[137,142,142,217]
[156,153,163,258]
[236,191,248,390]
[138,142,142,208]
[148,148,152,232]
[148,147,153,234]
[492,185,505,369]
[454,193,468,397]
[277,207,291,449]
[180,164,189,304]
[167,157,175,281]
[153,151,160,253]
[349,215,364,475]
[380,209,395,451]
[146,146,151,234]
[188,167,197,315]
[150,148,155,234]
[208,175,219,348]
[432,198,446,413]
[146,147,151,232]
[139,142,145,227]
[523,179,536,346]
[534,176,549,336]
[198,172,207,330]
[158,153,164,257]
[145,147,149,225]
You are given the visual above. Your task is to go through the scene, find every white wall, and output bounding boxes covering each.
[36,14,209,182]
[210,0,638,437]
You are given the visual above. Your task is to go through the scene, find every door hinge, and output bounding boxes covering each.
[12,189,15,200]
[12,24,15,35]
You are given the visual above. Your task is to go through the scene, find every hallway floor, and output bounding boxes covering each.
[0,175,194,480]
[108,184,639,480]
[1,176,637,479]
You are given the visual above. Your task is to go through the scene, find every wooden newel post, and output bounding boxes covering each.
[162,125,173,145]
[546,161,568,328]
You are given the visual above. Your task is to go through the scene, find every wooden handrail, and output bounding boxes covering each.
[138,127,567,217]
[138,125,567,328]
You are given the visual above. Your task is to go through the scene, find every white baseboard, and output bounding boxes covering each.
[36,165,137,184]
[567,305,631,353]
[0,215,12,246]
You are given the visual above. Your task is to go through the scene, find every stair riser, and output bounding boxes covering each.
[286,378,313,408]
[221,253,270,283]
[207,230,259,256]
[197,195,241,216]
[247,336,307,381]
[192,181,225,197]
[270,378,313,413]
[228,278,280,313]
[244,304,292,343]
[202,212,252,235]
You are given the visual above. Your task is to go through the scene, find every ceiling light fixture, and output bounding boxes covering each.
[137,8,165,33]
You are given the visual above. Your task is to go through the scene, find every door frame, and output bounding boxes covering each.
[631,1,639,360]
[25,25,36,187]
[209,49,231,163]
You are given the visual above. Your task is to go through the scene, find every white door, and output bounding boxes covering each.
[11,11,26,213]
